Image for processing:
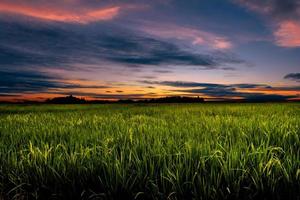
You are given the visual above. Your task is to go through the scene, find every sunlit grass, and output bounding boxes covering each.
[0,103,299,199]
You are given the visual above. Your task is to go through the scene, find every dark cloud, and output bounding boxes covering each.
[181,87,236,97]
[270,86,300,91]
[0,70,109,94]
[177,88,296,101]
[0,18,247,71]
[221,67,236,71]
[271,0,300,18]
[230,83,271,89]
[140,81,269,89]
[153,70,173,73]
[0,20,87,70]
[141,80,297,101]
[265,0,300,19]
[100,35,218,67]
[236,0,300,20]
[0,94,22,97]
[284,73,300,82]
[0,71,66,93]
[140,76,157,79]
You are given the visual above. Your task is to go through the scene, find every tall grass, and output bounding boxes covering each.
[0,103,299,199]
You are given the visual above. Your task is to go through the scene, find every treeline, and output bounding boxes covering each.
[45,95,205,104]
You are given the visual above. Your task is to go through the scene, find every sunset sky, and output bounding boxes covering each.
[0,0,300,101]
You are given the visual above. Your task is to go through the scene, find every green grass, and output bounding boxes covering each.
[0,103,299,199]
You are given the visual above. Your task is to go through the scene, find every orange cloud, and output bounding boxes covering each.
[274,20,300,47]
[213,38,233,49]
[0,2,120,23]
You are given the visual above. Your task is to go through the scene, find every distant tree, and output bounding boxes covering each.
[46,95,86,104]
[44,95,205,104]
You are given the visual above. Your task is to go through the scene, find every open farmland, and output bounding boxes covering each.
[0,103,299,199]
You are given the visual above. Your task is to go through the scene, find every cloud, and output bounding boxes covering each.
[153,70,173,74]
[0,70,109,94]
[221,67,236,71]
[140,81,268,89]
[177,87,297,101]
[140,81,228,88]
[0,70,65,94]
[139,22,233,50]
[209,51,248,66]
[274,20,300,47]
[235,0,300,47]
[0,1,121,23]
[284,73,300,82]
[104,36,217,66]
[140,80,298,101]
[213,38,233,49]
[0,18,246,72]
[0,94,22,97]
[235,0,300,20]
[230,83,271,89]
[140,76,157,79]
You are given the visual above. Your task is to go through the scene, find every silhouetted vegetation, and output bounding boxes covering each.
[45,95,205,104]
[1,95,299,104]
[46,95,86,104]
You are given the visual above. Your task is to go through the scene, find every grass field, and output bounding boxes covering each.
[0,103,299,200]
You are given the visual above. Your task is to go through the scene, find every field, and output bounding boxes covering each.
[0,103,299,200]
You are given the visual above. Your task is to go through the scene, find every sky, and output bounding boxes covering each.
[0,0,300,102]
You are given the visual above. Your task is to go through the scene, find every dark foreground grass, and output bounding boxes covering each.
[0,103,299,200]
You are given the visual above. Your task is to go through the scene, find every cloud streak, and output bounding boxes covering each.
[139,81,269,89]
[0,70,109,94]
[0,1,121,23]
[140,80,299,101]
[284,73,300,82]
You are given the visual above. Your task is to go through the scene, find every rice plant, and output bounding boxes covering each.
[0,103,299,199]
